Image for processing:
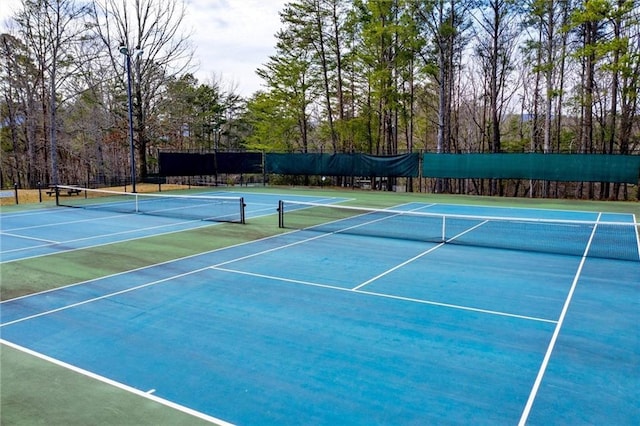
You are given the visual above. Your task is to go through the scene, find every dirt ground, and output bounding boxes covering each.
[0,183,191,207]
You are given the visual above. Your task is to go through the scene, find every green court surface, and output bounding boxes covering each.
[1,343,215,426]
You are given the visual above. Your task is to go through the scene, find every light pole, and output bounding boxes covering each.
[119,43,140,192]
[215,128,222,151]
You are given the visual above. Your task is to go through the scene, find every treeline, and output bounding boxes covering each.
[1,0,639,199]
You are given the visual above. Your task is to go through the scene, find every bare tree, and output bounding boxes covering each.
[414,0,473,193]
[471,0,520,195]
[90,0,194,180]
[12,0,90,185]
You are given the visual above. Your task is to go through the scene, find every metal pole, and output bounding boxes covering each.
[124,51,136,193]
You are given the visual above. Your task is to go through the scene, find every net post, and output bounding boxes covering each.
[54,185,61,206]
[240,197,246,224]
[441,215,446,243]
[278,200,284,228]
[135,193,139,213]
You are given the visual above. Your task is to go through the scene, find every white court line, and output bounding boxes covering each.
[633,214,640,261]
[288,202,434,236]
[352,220,489,291]
[351,243,445,291]
[0,207,62,218]
[518,213,603,425]
[0,339,232,426]
[230,192,353,203]
[0,267,211,327]
[4,212,137,232]
[0,219,212,257]
[211,266,557,324]
[0,231,59,244]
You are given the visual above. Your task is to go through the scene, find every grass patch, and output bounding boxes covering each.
[1,216,285,301]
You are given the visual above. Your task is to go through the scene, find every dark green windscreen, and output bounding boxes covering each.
[159,152,262,176]
[265,153,419,177]
[423,153,640,183]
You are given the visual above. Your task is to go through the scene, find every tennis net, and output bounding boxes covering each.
[55,185,245,223]
[277,200,640,262]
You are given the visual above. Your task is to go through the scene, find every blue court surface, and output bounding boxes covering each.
[1,196,639,425]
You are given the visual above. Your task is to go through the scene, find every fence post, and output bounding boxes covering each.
[262,151,267,187]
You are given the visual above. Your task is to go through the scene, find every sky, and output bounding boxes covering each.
[0,0,288,97]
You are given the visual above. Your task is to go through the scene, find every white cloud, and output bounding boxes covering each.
[185,0,287,95]
[0,0,286,97]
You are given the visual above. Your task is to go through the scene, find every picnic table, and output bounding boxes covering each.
[46,185,82,196]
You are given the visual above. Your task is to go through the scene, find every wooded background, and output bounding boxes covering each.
[1,0,639,199]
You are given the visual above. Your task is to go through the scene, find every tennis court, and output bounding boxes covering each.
[1,188,639,425]
[0,189,345,263]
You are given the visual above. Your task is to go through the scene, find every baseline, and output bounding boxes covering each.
[1,339,231,426]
